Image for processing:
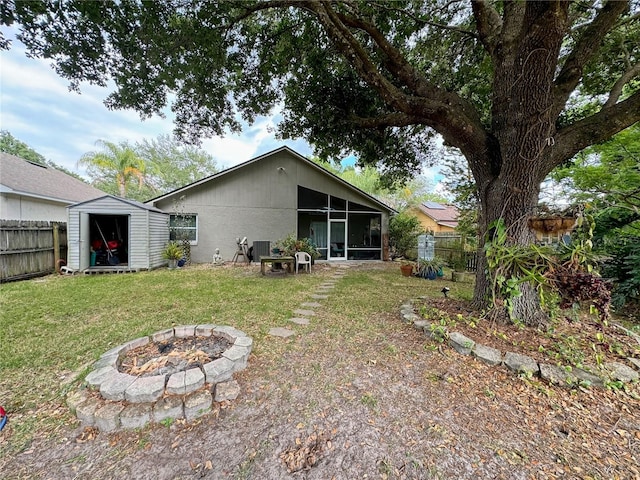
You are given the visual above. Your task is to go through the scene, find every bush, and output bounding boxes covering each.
[599,235,640,310]
[389,211,423,259]
[275,232,320,259]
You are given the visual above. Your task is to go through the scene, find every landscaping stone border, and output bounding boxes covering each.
[401,298,640,389]
[67,325,252,432]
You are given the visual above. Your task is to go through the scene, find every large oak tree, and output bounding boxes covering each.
[3,1,638,325]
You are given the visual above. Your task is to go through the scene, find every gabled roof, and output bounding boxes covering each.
[416,201,459,228]
[69,194,167,214]
[146,146,395,213]
[0,152,105,204]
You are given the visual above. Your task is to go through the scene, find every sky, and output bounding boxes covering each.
[0,32,444,191]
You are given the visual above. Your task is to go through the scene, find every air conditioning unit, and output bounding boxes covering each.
[252,241,271,262]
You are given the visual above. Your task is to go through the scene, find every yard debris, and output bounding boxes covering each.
[280,428,335,473]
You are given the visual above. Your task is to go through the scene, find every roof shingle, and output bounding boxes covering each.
[0,152,105,203]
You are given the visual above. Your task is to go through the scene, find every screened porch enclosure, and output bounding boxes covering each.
[297,186,382,260]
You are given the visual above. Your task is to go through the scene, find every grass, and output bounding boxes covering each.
[0,262,471,455]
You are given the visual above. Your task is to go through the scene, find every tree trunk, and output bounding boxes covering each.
[469,2,568,327]
[473,174,548,327]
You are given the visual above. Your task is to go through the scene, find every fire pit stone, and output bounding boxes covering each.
[70,324,252,431]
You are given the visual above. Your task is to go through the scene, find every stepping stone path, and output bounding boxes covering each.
[400,298,640,390]
[267,264,351,339]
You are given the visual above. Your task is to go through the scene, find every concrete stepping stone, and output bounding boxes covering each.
[289,317,310,325]
[269,327,296,338]
[310,294,329,300]
[301,302,322,308]
[293,309,316,316]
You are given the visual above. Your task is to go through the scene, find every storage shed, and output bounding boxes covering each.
[67,195,169,272]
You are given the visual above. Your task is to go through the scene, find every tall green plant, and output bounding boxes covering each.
[484,216,612,324]
[388,211,423,260]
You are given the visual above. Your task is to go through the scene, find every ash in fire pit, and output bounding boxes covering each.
[120,336,232,377]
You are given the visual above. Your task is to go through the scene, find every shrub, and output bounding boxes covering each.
[389,211,423,259]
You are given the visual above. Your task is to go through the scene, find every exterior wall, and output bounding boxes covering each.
[1,193,69,222]
[153,150,390,263]
[411,209,456,233]
[67,197,169,270]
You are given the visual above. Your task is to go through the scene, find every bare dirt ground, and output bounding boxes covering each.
[2,290,640,479]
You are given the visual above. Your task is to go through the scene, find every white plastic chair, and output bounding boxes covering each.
[295,251,312,273]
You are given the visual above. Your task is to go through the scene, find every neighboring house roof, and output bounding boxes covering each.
[416,201,459,229]
[0,152,105,204]
[69,194,168,213]
[146,146,396,213]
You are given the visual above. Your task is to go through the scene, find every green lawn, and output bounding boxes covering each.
[1,262,467,453]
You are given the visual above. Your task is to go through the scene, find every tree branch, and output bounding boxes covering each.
[376,4,478,39]
[551,90,640,170]
[604,61,640,108]
[553,0,629,113]
[471,0,501,56]
[348,112,424,129]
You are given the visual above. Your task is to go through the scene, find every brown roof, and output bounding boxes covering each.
[417,201,459,228]
[0,152,105,204]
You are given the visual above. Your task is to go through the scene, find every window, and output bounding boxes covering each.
[170,214,198,243]
[298,186,328,210]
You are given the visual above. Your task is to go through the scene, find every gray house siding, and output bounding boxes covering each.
[67,196,169,271]
[150,148,392,264]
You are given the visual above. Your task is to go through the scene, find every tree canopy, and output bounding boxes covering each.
[79,135,218,201]
[4,1,639,324]
[78,139,147,198]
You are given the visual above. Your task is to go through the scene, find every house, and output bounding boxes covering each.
[145,146,395,263]
[411,201,459,233]
[0,152,105,221]
[66,195,169,272]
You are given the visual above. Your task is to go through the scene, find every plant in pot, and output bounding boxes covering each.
[162,241,184,270]
[400,260,415,277]
[416,257,445,280]
[450,253,467,282]
[276,233,320,262]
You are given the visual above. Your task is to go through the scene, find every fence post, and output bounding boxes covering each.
[53,223,60,271]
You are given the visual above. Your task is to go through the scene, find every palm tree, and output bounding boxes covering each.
[78,140,148,198]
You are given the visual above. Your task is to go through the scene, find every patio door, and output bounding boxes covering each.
[329,220,346,260]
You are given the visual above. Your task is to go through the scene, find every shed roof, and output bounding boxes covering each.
[0,152,105,204]
[146,146,395,213]
[417,201,459,228]
[69,194,167,214]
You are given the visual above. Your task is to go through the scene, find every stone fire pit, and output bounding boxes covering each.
[67,325,252,432]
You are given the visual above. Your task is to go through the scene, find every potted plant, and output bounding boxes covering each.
[400,260,415,277]
[275,233,320,262]
[416,257,445,280]
[450,253,467,282]
[162,241,183,270]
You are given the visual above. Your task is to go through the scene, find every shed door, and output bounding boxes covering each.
[79,212,90,271]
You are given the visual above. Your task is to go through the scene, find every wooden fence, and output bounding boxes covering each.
[0,220,68,282]
[433,232,478,272]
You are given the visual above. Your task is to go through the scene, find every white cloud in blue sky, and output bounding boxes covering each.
[0,35,313,178]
